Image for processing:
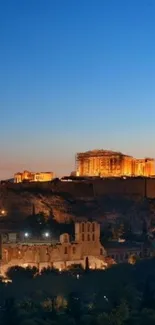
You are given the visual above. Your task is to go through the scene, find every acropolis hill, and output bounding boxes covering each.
[76,150,155,177]
[1,178,155,228]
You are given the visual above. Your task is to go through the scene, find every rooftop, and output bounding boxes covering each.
[77,150,132,158]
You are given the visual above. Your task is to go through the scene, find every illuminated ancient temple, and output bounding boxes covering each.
[14,170,54,183]
[76,150,155,177]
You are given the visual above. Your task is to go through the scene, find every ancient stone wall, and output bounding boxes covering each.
[51,181,94,197]
[93,178,146,197]
[1,221,105,273]
[2,178,155,198]
[2,181,94,198]
[146,178,155,198]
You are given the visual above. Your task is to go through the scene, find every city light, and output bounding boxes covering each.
[24,232,29,238]
[0,209,6,216]
[44,232,50,238]
[23,263,28,268]
[2,278,12,284]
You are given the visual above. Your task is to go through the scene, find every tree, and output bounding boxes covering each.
[6,265,38,281]
[55,295,67,311]
[97,312,111,325]
[51,178,60,185]
[112,223,125,240]
[67,264,84,276]
[58,314,76,325]
[3,297,20,325]
[127,309,155,325]
[19,320,38,325]
[23,213,47,235]
[128,254,138,265]
[67,292,82,320]
[114,300,129,325]
[98,301,129,325]
[141,276,155,310]
[142,219,148,236]
[40,267,59,276]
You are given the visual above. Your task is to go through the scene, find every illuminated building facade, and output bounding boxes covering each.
[14,170,54,183]
[76,150,155,177]
[0,222,107,274]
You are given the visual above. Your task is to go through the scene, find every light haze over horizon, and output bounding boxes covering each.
[1,0,155,179]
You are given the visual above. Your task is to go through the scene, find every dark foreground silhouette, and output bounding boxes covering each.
[1,258,155,324]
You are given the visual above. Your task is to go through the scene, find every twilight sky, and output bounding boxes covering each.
[1,0,155,179]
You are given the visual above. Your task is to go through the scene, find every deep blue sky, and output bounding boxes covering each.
[1,0,155,178]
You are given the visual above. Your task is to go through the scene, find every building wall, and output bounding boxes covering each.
[5,177,155,199]
[14,173,22,183]
[0,222,106,274]
[34,172,54,182]
[146,178,155,198]
[14,171,54,183]
[93,178,146,197]
[136,159,155,177]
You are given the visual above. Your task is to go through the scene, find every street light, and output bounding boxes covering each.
[44,232,50,238]
[24,232,29,238]
[0,210,6,216]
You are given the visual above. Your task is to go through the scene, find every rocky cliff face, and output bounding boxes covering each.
[0,187,98,222]
[1,186,155,232]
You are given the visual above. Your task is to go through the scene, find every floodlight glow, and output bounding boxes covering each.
[44,232,50,238]
[24,232,29,238]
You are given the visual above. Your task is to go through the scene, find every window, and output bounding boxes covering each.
[87,222,91,232]
[92,233,95,241]
[64,234,68,243]
[82,222,85,232]
[73,246,76,254]
[82,234,84,241]
[64,247,68,254]
[87,234,90,241]
[92,222,95,232]
[100,248,103,255]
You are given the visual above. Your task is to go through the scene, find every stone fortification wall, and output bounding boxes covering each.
[2,178,155,198]
[93,178,155,198]
[93,178,146,197]
[146,178,155,198]
[51,181,94,197]
[2,181,94,198]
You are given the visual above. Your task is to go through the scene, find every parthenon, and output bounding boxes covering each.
[76,150,155,177]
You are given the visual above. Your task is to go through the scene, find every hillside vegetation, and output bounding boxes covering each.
[1,186,155,234]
